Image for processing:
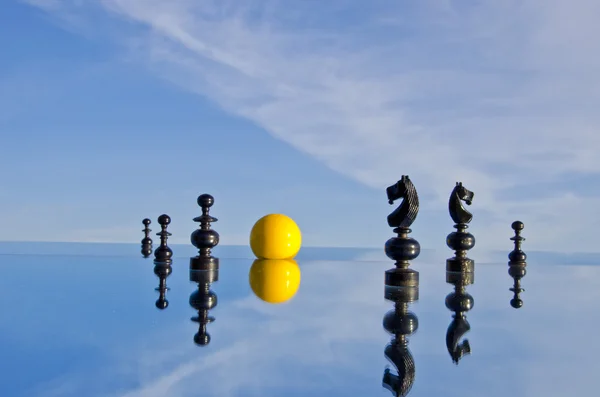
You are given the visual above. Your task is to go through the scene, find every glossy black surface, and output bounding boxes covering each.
[0,243,598,397]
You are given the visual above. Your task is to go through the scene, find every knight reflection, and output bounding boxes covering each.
[445,272,474,364]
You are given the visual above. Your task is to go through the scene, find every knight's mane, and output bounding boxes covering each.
[403,178,419,223]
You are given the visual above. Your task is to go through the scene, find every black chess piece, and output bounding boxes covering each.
[189,266,218,346]
[445,271,474,364]
[508,221,527,308]
[190,194,220,271]
[141,218,153,258]
[446,182,476,273]
[154,214,173,265]
[384,176,421,287]
[382,285,418,397]
[154,263,172,309]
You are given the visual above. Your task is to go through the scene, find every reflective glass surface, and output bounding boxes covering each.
[1,243,598,397]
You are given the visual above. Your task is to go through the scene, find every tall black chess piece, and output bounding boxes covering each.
[384,176,420,287]
[189,266,218,346]
[445,271,474,364]
[190,194,220,271]
[141,218,153,258]
[446,182,475,273]
[382,286,418,397]
[508,221,527,308]
[153,263,172,309]
[154,214,173,265]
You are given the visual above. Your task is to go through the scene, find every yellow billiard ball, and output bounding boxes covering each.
[248,259,301,304]
[249,214,302,259]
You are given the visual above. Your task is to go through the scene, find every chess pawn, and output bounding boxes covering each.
[384,176,421,288]
[382,285,418,397]
[445,271,474,364]
[508,221,527,308]
[190,194,220,271]
[446,182,476,273]
[189,266,219,346]
[141,218,153,258]
[154,264,172,309]
[154,214,173,265]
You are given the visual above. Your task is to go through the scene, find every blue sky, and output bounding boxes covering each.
[2,0,600,252]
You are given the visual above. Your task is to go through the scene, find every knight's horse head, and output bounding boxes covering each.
[446,314,472,365]
[386,175,410,205]
[386,176,419,229]
[454,182,474,205]
[449,181,474,225]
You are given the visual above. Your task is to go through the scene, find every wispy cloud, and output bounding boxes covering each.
[21,0,600,251]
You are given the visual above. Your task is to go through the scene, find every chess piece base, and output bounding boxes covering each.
[384,285,419,302]
[190,256,219,271]
[446,258,474,273]
[385,268,419,287]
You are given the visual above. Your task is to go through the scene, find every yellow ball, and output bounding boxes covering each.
[249,214,302,259]
[249,259,301,304]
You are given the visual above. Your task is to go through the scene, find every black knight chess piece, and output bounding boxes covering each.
[446,182,476,273]
[189,266,218,346]
[190,194,220,271]
[141,218,153,258]
[154,214,173,265]
[508,221,527,308]
[445,271,474,364]
[382,285,419,397]
[154,263,172,309]
[384,176,421,287]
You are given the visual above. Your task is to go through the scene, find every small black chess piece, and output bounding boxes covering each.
[141,218,153,258]
[384,176,420,287]
[190,194,220,271]
[154,263,172,309]
[508,221,527,308]
[189,267,218,346]
[154,214,173,265]
[382,285,418,397]
[446,182,476,273]
[445,271,474,364]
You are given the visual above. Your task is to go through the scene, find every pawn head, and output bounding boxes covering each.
[156,298,169,309]
[194,332,211,346]
[197,194,214,208]
[143,218,151,226]
[158,214,171,226]
[511,221,524,231]
[510,298,524,308]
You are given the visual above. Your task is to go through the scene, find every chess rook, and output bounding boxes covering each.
[190,194,220,271]
[508,221,527,308]
[153,214,173,265]
[382,285,418,396]
[446,182,476,273]
[141,218,153,258]
[445,271,474,364]
[190,266,218,346]
[384,175,421,287]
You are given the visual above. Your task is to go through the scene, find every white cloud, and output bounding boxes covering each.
[21,0,600,251]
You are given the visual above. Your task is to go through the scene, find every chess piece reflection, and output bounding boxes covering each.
[382,286,418,397]
[446,182,476,273]
[384,176,421,288]
[154,263,172,310]
[154,214,173,265]
[249,259,301,304]
[190,194,220,271]
[508,221,527,308]
[189,267,218,346]
[141,218,153,258]
[445,271,474,364]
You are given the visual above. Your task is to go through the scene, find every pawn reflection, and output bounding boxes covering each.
[189,268,218,346]
[445,271,474,364]
[153,263,172,310]
[509,265,526,308]
[382,286,418,397]
[249,259,301,304]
